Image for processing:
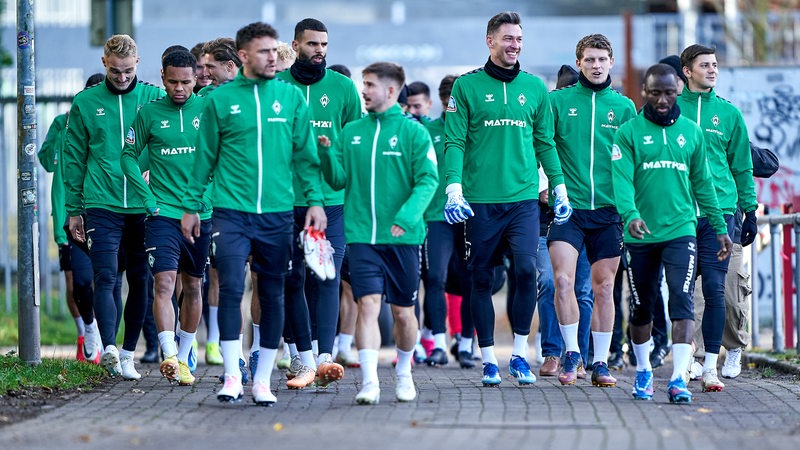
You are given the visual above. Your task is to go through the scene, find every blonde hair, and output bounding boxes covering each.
[277,41,296,64]
[104,34,138,58]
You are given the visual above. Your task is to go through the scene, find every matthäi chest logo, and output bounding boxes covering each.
[320,94,329,107]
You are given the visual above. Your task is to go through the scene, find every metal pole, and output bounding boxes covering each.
[770,222,784,352]
[0,103,9,314]
[795,221,800,352]
[751,237,759,348]
[17,0,41,365]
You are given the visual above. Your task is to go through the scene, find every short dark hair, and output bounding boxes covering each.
[236,22,279,51]
[658,55,688,84]
[644,63,678,84]
[161,45,189,62]
[680,44,716,71]
[203,37,241,67]
[406,81,430,98]
[294,18,327,41]
[438,75,458,103]
[362,62,405,89]
[162,49,197,72]
[85,73,105,88]
[190,42,206,61]
[576,34,613,60]
[487,11,521,36]
[329,64,351,78]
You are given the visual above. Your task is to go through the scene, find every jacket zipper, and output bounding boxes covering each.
[254,84,263,214]
[370,118,381,244]
[119,95,127,208]
[590,91,596,209]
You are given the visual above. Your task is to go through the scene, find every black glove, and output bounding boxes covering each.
[740,210,758,247]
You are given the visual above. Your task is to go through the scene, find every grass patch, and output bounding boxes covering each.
[749,348,800,366]
[760,366,777,378]
[0,352,106,393]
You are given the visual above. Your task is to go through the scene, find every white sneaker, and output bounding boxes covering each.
[395,375,416,402]
[302,229,327,280]
[120,354,141,380]
[100,345,121,377]
[686,360,703,381]
[721,347,742,379]
[82,324,101,364]
[355,381,380,405]
[251,380,276,406]
[217,374,244,403]
[320,236,336,280]
[701,369,725,392]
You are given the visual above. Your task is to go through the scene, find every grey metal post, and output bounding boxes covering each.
[795,221,800,352]
[751,237,759,348]
[770,222,784,352]
[16,0,41,365]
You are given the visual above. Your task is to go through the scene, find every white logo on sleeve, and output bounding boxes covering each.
[611,144,622,161]
[446,96,457,112]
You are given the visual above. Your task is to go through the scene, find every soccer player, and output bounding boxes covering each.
[405,81,433,122]
[64,34,164,379]
[275,17,362,388]
[318,61,438,404]
[190,42,212,93]
[548,34,636,387]
[181,22,325,406]
[38,73,104,363]
[198,37,240,96]
[612,63,732,403]
[677,44,758,392]
[443,11,570,386]
[120,48,209,386]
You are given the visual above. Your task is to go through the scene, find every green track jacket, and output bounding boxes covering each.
[38,114,68,244]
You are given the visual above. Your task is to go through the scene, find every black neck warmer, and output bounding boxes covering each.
[578,71,611,92]
[290,57,327,85]
[484,57,520,82]
[105,76,138,95]
[643,102,681,126]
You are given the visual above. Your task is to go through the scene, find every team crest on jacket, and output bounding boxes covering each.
[677,134,686,148]
[607,109,615,123]
[518,93,526,106]
[320,94,329,107]
[711,115,719,127]
[125,127,135,145]
[192,116,200,130]
[446,96,457,112]
[272,100,282,115]
[611,144,621,161]
[389,135,398,149]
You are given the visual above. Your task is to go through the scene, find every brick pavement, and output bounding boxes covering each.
[2,346,799,450]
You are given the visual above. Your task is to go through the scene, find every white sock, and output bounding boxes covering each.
[283,342,290,356]
[633,339,653,372]
[317,352,332,365]
[254,347,278,383]
[300,350,316,369]
[459,337,473,353]
[221,340,241,377]
[703,352,719,372]
[119,349,134,360]
[591,331,612,364]
[312,340,319,356]
[288,343,299,358]
[421,327,434,340]
[433,333,447,350]
[207,306,220,343]
[338,334,354,352]
[671,343,693,381]
[74,317,85,336]
[416,329,422,344]
[250,324,260,353]
[479,345,498,365]
[395,348,413,376]
[359,349,379,385]
[512,333,528,359]
[177,329,196,363]
[534,332,542,357]
[239,333,245,361]
[158,331,178,358]
[559,322,580,353]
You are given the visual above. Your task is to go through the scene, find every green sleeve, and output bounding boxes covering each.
[63,102,89,216]
[318,139,346,191]
[344,80,362,125]
[38,115,66,173]
[728,111,758,213]
[393,128,439,231]
[120,112,156,211]
[444,80,467,186]
[533,93,564,188]
[291,99,324,207]
[611,125,640,224]
[690,130,727,234]
[183,100,219,213]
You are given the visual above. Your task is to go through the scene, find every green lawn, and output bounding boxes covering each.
[0,352,106,392]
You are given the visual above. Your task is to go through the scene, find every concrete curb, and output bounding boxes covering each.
[743,352,800,376]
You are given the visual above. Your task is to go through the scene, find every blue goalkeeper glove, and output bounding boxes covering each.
[553,184,573,225]
[443,183,474,224]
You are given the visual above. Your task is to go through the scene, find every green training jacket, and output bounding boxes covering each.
[182,70,323,214]
[38,113,68,245]
[63,78,164,215]
[120,94,211,220]
[444,68,563,203]
[423,114,447,222]
[277,69,362,206]
[319,104,438,245]
[550,82,636,210]
[612,112,726,244]
[677,87,757,214]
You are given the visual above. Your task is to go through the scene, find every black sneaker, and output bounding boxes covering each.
[627,347,637,367]
[140,348,160,364]
[650,344,669,369]
[425,348,448,367]
[458,351,475,369]
[450,334,461,359]
[608,351,624,371]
